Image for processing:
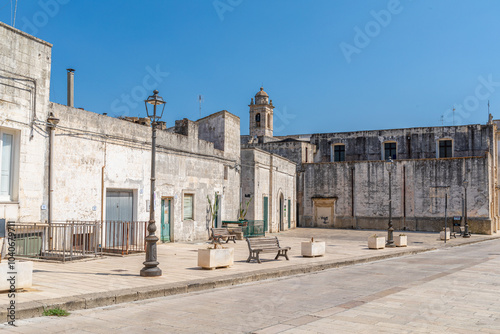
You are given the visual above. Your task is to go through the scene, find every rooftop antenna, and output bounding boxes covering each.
[452,106,455,126]
[13,0,18,27]
[198,95,203,119]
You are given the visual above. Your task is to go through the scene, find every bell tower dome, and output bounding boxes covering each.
[249,87,274,138]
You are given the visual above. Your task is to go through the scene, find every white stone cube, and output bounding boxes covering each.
[301,241,326,257]
[395,235,407,247]
[0,261,33,291]
[197,248,234,269]
[368,236,385,249]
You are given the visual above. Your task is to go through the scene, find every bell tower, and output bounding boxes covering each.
[249,87,274,138]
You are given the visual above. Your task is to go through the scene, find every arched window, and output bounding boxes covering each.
[256,113,261,127]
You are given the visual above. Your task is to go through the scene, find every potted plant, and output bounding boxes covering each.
[207,192,219,231]
[395,234,407,247]
[197,239,234,270]
[238,197,253,221]
[301,237,326,257]
[440,228,450,240]
[368,234,385,249]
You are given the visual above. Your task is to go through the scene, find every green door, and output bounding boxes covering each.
[288,199,291,228]
[161,198,171,242]
[263,196,269,232]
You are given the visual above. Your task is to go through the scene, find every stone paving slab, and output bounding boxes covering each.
[1,227,498,322]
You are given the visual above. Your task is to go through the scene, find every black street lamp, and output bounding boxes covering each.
[140,90,166,277]
[463,179,470,238]
[385,158,395,247]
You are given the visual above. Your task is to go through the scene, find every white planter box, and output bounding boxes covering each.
[198,248,234,269]
[395,235,407,247]
[0,261,33,292]
[368,236,385,249]
[301,241,326,257]
[440,230,450,240]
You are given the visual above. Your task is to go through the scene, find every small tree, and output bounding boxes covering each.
[207,192,219,229]
[238,196,253,221]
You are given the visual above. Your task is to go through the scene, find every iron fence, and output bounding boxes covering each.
[100,220,148,255]
[8,220,147,261]
[10,222,99,262]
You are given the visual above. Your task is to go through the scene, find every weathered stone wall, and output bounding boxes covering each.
[0,22,52,222]
[198,110,240,162]
[311,125,494,162]
[240,148,296,232]
[49,103,240,241]
[303,157,493,234]
[242,140,315,167]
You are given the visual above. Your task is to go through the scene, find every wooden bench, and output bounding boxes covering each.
[246,237,290,263]
[211,228,236,243]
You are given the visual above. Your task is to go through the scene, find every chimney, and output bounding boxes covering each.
[67,68,75,107]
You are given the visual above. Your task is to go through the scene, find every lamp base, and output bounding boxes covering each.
[140,266,162,277]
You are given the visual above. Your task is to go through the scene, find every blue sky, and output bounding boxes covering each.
[2,0,500,135]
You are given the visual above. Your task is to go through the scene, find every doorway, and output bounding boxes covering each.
[161,198,172,242]
[279,193,284,231]
[263,196,269,232]
[106,190,134,246]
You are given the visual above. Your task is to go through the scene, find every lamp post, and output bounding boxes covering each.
[385,158,395,247]
[140,90,166,277]
[463,179,470,238]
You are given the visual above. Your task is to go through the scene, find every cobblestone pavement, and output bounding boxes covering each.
[3,238,500,333]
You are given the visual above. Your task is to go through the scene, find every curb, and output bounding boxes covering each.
[2,236,498,322]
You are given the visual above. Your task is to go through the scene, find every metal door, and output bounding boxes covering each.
[263,196,268,232]
[106,190,133,246]
[161,198,171,242]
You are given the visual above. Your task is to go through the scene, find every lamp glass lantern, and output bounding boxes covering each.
[145,90,166,122]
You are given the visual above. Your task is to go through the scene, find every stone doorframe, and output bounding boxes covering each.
[312,197,337,227]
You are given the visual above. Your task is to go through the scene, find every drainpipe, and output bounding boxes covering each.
[67,69,75,107]
[47,112,59,249]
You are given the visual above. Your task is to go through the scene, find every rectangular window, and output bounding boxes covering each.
[1,134,13,197]
[333,145,345,162]
[224,166,228,180]
[384,142,397,160]
[183,194,194,220]
[439,140,452,158]
[0,130,16,201]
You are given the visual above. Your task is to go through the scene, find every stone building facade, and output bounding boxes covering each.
[0,22,245,242]
[242,87,499,235]
[240,148,296,233]
[0,22,298,242]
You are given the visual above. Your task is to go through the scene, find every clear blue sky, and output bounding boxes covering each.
[2,0,500,135]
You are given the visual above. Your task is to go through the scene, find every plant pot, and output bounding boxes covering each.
[440,230,450,240]
[395,235,407,247]
[0,261,33,292]
[368,236,385,249]
[198,248,234,270]
[301,241,325,257]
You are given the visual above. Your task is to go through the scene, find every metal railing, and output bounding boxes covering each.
[9,220,148,261]
[11,222,100,262]
[222,220,266,237]
[100,220,148,255]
